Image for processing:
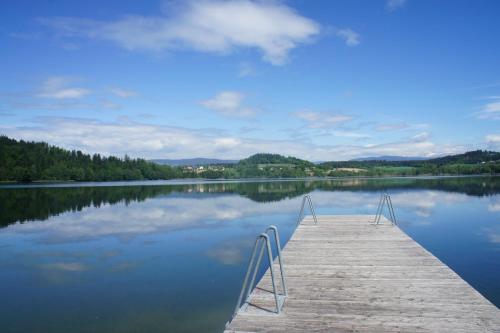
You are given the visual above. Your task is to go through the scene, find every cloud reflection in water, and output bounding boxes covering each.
[3,189,488,243]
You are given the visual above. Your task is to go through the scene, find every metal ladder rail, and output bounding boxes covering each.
[228,225,287,325]
[296,194,317,226]
[374,192,397,225]
[374,193,388,224]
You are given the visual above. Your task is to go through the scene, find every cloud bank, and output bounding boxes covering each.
[0,117,468,160]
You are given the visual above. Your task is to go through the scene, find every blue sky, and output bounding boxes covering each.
[1,0,499,160]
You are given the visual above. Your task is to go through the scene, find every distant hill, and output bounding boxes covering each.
[351,156,429,162]
[239,153,314,167]
[150,158,238,166]
[425,150,500,165]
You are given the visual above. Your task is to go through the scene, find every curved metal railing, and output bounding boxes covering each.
[374,192,397,225]
[296,194,317,226]
[227,225,287,326]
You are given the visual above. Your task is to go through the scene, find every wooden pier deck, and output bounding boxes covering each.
[225,215,500,333]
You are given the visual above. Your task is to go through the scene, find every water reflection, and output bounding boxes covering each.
[1,176,499,228]
[205,238,254,266]
[0,176,498,333]
[2,188,487,244]
[489,196,500,212]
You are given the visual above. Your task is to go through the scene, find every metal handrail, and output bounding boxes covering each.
[374,192,397,225]
[228,225,287,325]
[296,194,317,226]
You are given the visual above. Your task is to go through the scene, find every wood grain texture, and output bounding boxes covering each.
[225,215,500,333]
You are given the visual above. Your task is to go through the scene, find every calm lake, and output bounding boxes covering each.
[0,176,499,332]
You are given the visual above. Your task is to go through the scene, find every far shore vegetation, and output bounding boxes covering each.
[1,135,499,183]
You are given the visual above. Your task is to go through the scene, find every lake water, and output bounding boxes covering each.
[0,176,499,332]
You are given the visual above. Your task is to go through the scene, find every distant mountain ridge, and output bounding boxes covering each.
[151,151,500,166]
[151,158,239,166]
[350,156,429,162]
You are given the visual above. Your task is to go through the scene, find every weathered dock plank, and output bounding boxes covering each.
[225,215,500,333]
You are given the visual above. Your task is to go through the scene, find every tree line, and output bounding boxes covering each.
[0,135,499,182]
[0,136,181,182]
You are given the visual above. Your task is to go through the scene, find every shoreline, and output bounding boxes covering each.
[0,173,497,189]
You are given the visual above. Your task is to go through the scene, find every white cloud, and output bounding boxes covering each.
[5,78,137,111]
[374,122,429,132]
[40,1,320,65]
[37,76,90,99]
[336,28,360,47]
[10,101,95,111]
[476,100,500,120]
[412,131,431,142]
[358,131,466,159]
[214,137,242,150]
[331,130,371,139]
[0,117,468,160]
[486,134,500,150]
[386,0,407,11]
[100,100,121,110]
[294,110,353,128]
[375,122,409,132]
[201,91,257,117]
[486,134,500,143]
[110,88,137,98]
[238,62,257,77]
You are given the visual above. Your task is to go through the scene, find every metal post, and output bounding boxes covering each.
[307,195,318,224]
[244,237,266,304]
[377,195,387,224]
[387,195,397,225]
[266,226,287,296]
[263,233,281,313]
[374,193,384,224]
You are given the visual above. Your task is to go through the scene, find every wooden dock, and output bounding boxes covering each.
[225,215,500,333]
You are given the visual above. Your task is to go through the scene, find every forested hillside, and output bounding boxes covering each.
[0,136,180,182]
[238,153,313,167]
[320,150,500,176]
